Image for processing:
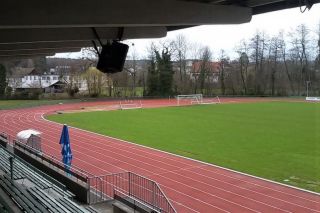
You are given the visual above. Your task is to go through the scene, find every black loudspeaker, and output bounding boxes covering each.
[96,41,129,73]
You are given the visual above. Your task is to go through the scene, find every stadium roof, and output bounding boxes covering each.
[0,0,319,59]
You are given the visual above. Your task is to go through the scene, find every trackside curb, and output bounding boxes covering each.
[42,113,320,197]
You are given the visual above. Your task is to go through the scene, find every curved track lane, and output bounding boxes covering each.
[0,98,319,212]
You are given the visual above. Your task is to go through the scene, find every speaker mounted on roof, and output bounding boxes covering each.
[92,27,129,74]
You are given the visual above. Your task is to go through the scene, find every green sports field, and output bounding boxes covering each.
[0,99,78,110]
[47,102,320,192]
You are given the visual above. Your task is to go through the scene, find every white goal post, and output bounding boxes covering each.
[177,94,222,106]
[306,97,320,102]
[177,94,203,106]
[119,100,143,110]
[201,96,221,105]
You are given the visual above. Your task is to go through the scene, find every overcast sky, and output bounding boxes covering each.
[54,3,320,60]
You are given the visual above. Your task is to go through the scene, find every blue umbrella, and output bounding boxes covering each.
[59,124,72,176]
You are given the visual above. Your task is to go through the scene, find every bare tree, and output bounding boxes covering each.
[188,42,203,93]
[268,35,282,95]
[173,34,188,84]
[198,46,212,94]
[82,67,107,97]
[316,21,320,66]
[125,46,139,96]
[81,47,99,70]
[277,31,295,94]
[236,40,249,95]
[289,24,311,95]
[218,49,230,95]
[249,31,269,94]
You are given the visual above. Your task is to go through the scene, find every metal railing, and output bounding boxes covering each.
[0,132,9,145]
[88,171,176,213]
[13,140,93,183]
[0,146,67,192]
[1,131,176,212]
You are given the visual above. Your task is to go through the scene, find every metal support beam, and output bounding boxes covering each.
[0,48,80,56]
[0,41,93,51]
[0,0,252,28]
[0,54,55,61]
[0,27,167,44]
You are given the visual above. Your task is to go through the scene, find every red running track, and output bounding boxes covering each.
[0,98,319,212]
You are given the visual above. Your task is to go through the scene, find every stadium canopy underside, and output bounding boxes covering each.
[0,0,319,59]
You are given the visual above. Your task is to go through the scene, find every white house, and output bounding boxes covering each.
[7,67,87,93]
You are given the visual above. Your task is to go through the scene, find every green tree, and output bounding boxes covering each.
[146,43,174,96]
[156,47,174,96]
[0,64,7,97]
[146,55,159,96]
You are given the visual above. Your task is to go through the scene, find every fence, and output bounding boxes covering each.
[88,172,176,213]
[13,140,92,183]
[1,132,175,212]
[0,132,9,147]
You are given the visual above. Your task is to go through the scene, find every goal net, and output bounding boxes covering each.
[306,97,320,102]
[201,96,221,105]
[177,94,203,106]
[119,99,143,110]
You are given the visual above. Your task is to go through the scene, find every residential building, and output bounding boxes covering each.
[7,67,87,93]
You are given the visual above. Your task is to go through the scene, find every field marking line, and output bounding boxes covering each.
[28,116,264,211]
[1,99,319,212]
[2,112,219,212]
[41,107,319,206]
[41,112,320,197]
[38,114,320,211]
[13,112,275,212]
[36,112,320,206]
[3,100,320,202]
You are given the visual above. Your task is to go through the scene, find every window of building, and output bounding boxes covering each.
[42,77,46,80]
[53,77,58,80]
[47,77,50,80]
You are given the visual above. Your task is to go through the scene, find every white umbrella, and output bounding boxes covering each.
[16,129,42,152]
[16,129,41,141]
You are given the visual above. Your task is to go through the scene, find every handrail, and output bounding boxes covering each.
[87,171,177,213]
[0,146,67,191]
[114,188,162,212]
[155,181,176,213]
[1,131,176,212]
[0,132,9,144]
[13,140,93,182]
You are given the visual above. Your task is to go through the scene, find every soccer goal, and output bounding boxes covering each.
[177,94,203,106]
[201,96,221,105]
[119,99,143,110]
[306,97,320,102]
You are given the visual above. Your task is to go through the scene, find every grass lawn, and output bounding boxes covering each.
[0,99,80,110]
[47,102,320,192]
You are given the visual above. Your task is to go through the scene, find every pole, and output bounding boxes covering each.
[128,172,131,196]
[9,157,14,180]
[306,81,311,97]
